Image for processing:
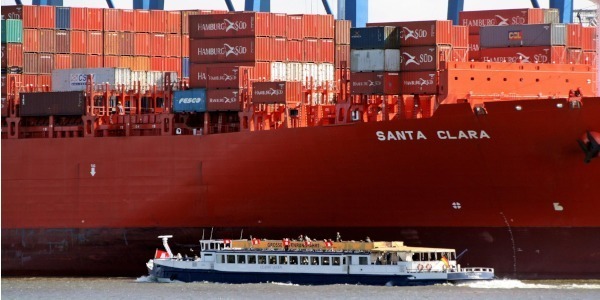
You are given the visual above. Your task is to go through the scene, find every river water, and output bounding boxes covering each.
[2,277,600,300]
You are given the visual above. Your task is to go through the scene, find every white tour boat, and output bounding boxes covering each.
[146,235,495,286]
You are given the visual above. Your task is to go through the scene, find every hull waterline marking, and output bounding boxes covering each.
[376,130,491,141]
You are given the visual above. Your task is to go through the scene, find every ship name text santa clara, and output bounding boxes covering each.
[376,130,491,141]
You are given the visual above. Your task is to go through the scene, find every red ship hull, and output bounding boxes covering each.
[2,99,600,279]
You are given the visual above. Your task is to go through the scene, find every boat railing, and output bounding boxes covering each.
[461,267,494,273]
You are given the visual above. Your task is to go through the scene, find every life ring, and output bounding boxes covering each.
[442,264,448,271]
[175,128,182,135]
[426,263,432,271]
[417,264,424,272]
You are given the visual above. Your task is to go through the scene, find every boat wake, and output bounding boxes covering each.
[135,275,158,283]
[457,279,600,289]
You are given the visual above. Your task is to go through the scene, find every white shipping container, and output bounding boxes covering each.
[302,63,318,87]
[131,71,148,89]
[270,62,287,81]
[147,71,179,88]
[350,49,401,72]
[286,63,303,82]
[316,63,335,89]
[52,68,132,91]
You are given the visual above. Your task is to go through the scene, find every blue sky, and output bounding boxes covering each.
[1,0,596,22]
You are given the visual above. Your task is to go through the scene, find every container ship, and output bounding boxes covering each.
[2,5,599,279]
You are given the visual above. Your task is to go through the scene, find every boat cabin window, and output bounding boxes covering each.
[248,255,256,264]
[268,255,277,264]
[321,257,330,266]
[258,255,267,264]
[332,257,340,266]
[359,256,368,265]
[300,256,309,265]
[290,256,298,265]
[237,255,246,264]
[311,256,319,265]
[227,255,235,263]
[279,256,288,264]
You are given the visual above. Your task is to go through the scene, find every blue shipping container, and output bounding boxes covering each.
[182,57,190,78]
[55,7,71,30]
[350,26,400,49]
[173,89,206,112]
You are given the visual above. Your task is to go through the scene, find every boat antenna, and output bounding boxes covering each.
[456,249,469,261]
[201,229,205,241]
[240,229,244,240]
[210,227,214,240]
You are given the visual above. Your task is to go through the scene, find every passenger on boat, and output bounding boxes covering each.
[336,232,342,242]
[117,102,125,115]
[366,236,371,242]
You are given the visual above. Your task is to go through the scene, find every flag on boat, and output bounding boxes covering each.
[154,249,170,259]
[282,238,290,246]
[441,255,450,268]
[252,238,260,245]
[325,240,333,248]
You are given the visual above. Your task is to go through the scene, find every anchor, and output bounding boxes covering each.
[577,131,600,163]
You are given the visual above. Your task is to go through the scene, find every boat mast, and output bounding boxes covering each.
[158,235,174,257]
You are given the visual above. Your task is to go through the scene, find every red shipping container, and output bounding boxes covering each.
[480,46,566,64]
[104,55,120,68]
[87,55,103,68]
[151,56,164,71]
[22,74,38,89]
[190,63,208,87]
[151,10,168,33]
[272,38,287,62]
[70,7,86,30]
[134,56,150,70]
[23,53,39,74]
[1,5,38,28]
[135,10,151,33]
[567,48,582,64]
[151,34,166,57]
[87,8,103,31]
[303,39,319,62]
[166,11,182,34]
[302,14,334,39]
[87,31,103,55]
[104,32,120,55]
[38,74,52,90]
[286,15,304,40]
[271,13,287,37]
[351,72,400,95]
[399,45,452,71]
[400,71,438,95]
[207,89,243,111]
[252,81,303,104]
[104,9,121,32]
[451,48,468,62]
[70,30,86,54]
[287,40,303,62]
[166,34,182,57]
[120,32,135,56]
[134,33,151,56]
[190,62,257,88]
[164,57,182,76]
[38,53,54,74]
[468,34,480,61]
[55,30,70,54]
[181,10,200,35]
[583,51,596,66]
[72,54,87,68]
[182,35,190,57]
[1,43,23,68]
[189,12,273,38]
[566,23,582,49]
[321,14,335,39]
[582,27,595,51]
[207,66,253,89]
[319,39,335,63]
[335,20,351,45]
[54,54,72,69]
[335,44,350,68]
[121,9,135,32]
[459,8,544,35]
[38,6,55,29]
[452,25,468,48]
[39,29,55,53]
[23,29,39,52]
[367,20,453,47]
[190,37,274,63]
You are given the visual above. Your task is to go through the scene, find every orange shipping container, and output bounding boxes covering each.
[72,54,86,68]
[120,32,135,56]
[151,56,164,71]
[22,74,38,90]
[150,34,166,57]
[272,38,287,62]
[23,29,39,52]
[70,7,87,30]
[38,6,55,29]
[38,74,52,90]
[287,40,303,62]
[121,9,135,32]
[87,55,103,68]
[335,20,351,45]
[166,11,181,34]
[134,56,151,70]
[566,23,582,49]
[70,30,86,54]
[452,25,468,48]
[104,8,121,32]
[38,53,54,74]
[39,29,55,53]
[166,34,182,57]
[319,39,335,63]
[1,5,38,28]
[182,34,189,57]
[1,43,23,68]
[286,15,304,40]
[119,56,135,69]
[87,31,103,55]
[150,10,168,33]
[303,39,319,62]
[164,57,182,76]
[135,33,151,56]
[582,27,596,51]
[104,55,119,68]
[272,13,287,37]
[54,54,72,69]
[135,10,151,32]
[104,32,120,55]
[335,44,350,68]
[87,8,103,31]
[55,30,70,54]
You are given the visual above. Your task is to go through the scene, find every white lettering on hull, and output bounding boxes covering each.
[376,130,491,141]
